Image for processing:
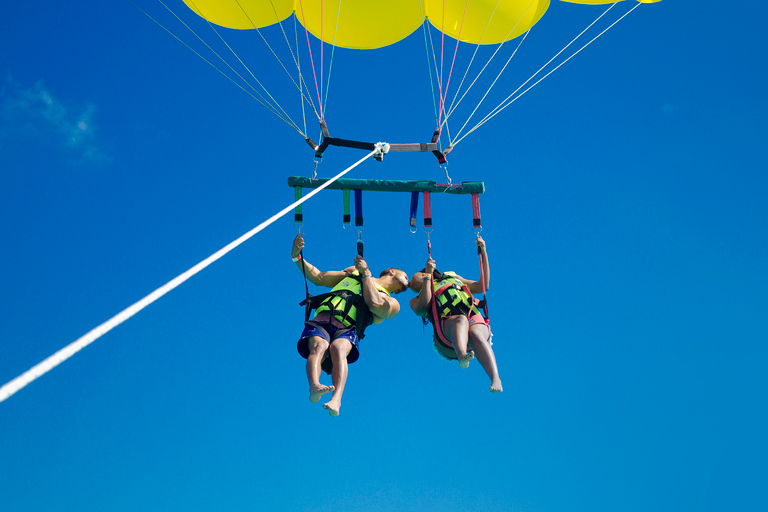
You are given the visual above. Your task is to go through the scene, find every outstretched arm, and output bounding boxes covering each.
[355,256,400,321]
[410,257,436,317]
[467,235,490,294]
[452,237,491,294]
[291,233,351,288]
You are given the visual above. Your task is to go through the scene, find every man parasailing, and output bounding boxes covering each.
[291,233,409,416]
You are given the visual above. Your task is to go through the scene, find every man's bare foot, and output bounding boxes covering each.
[489,379,503,393]
[459,351,475,369]
[309,384,334,403]
[323,401,340,417]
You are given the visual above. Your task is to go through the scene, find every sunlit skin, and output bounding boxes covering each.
[292,233,407,416]
[410,236,502,393]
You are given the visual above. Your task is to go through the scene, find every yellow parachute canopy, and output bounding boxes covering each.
[181,1,649,50]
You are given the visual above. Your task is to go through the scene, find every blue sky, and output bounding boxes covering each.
[1,1,766,511]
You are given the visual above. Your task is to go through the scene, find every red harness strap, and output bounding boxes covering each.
[428,280,484,352]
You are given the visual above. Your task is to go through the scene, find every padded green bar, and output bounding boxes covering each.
[287,177,484,194]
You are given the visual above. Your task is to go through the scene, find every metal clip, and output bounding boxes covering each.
[441,163,452,187]
[312,159,319,180]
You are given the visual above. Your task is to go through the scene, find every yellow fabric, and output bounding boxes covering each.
[181,0,422,49]
[562,1,660,4]
[182,1,659,49]
[181,0,551,49]
[181,0,294,30]
[425,0,550,46]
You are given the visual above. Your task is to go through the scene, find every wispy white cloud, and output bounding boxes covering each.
[1,73,110,165]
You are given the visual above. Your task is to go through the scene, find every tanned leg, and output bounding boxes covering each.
[444,316,474,369]
[323,338,353,417]
[468,324,503,392]
[306,336,334,402]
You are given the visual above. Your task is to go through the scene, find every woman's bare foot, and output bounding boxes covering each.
[323,401,340,417]
[459,351,475,369]
[489,379,503,393]
[309,384,334,403]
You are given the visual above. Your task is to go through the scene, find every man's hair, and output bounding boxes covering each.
[379,268,404,277]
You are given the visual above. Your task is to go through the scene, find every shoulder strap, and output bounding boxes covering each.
[299,272,376,339]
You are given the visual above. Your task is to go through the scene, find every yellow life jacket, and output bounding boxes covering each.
[426,271,487,356]
[302,272,390,338]
[431,272,480,319]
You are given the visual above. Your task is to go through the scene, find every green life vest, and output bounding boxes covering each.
[430,272,480,319]
[425,271,488,356]
[301,272,390,339]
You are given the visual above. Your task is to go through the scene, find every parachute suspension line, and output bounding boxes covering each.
[323,0,343,119]
[455,2,637,148]
[132,1,304,136]
[247,16,319,123]
[0,146,383,404]
[437,0,447,129]
[439,0,470,133]
[294,15,308,136]
[449,28,532,144]
[443,0,502,123]
[418,3,439,126]
[297,0,324,122]
[443,0,536,130]
[167,1,299,129]
[261,0,322,125]
[289,13,322,140]
[424,19,453,147]
[197,14,303,133]
[320,0,324,121]
[480,3,617,122]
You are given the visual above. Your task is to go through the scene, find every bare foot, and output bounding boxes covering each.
[323,401,340,417]
[309,384,334,403]
[489,379,503,393]
[459,351,475,369]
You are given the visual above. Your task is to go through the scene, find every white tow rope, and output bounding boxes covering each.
[0,145,388,403]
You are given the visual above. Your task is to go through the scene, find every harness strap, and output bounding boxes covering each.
[409,191,419,232]
[428,279,485,351]
[299,274,375,339]
[355,189,364,257]
[477,245,490,322]
[429,279,453,349]
[343,188,351,228]
[434,282,479,318]
[299,249,311,322]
